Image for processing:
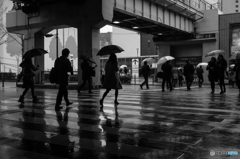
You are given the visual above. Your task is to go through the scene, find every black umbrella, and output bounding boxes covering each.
[23,48,48,59]
[97,45,124,56]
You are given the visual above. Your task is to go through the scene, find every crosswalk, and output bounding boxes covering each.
[0,86,239,158]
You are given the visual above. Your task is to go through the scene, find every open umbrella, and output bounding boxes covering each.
[23,48,48,59]
[230,64,235,68]
[197,62,208,67]
[157,56,175,65]
[205,50,224,57]
[141,58,155,66]
[97,45,124,56]
[120,65,127,69]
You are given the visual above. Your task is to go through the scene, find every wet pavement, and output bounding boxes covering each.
[0,84,240,159]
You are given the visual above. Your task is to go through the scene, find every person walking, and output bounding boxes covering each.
[197,66,204,87]
[18,58,39,103]
[216,54,227,94]
[178,68,184,87]
[184,60,195,90]
[99,53,122,110]
[161,61,173,92]
[234,57,240,95]
[54,48,73,111]
[206,57,217,93]
[77,56,96,94]
[140,61,150,89]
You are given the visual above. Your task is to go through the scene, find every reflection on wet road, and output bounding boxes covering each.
[0,86,240,158]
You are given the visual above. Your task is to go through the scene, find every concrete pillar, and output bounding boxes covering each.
[34,33,45,84]
[77,24,101,87]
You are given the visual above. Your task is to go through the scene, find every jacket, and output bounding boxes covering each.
[54,56,73,85]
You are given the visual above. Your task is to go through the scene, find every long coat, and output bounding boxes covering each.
[54,56,73,86]
[103,61,122,89]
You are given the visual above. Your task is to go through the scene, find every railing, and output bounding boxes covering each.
[41,71,79,83]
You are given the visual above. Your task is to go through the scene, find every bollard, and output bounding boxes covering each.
[2,73,4,87]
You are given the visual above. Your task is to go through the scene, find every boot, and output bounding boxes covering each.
[32,96,39,102]
[18,96,24,103]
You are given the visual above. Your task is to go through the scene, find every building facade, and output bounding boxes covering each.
[221,0,240,13]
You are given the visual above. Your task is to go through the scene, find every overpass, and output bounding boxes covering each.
[6,0,217,85]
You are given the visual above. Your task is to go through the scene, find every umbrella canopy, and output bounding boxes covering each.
[120,65,127,69]
[205,50,224,57]
[197,62,208,67]
[23,48,48,59]
[97,45,124,56]
[230,51,240,60]
[157,56,175,65]
[141,58,155,66]
[230,64,235,68]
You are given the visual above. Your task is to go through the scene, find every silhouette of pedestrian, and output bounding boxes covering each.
[161,61,173,92]
[206,57,217,93]
[77,56,96,94]
[197,66,204,87]
[217,54,227,94]
[234,56,240,94]
[184,60,195,90]
[54,48,73,111]
[18,58,39,103]
[100,53,122,110]
[178,68,184,87]
[140,61,150,89]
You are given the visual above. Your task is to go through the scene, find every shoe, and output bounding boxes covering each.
[114,100,119,105]
[140,85,142,89]
[66,102,73,106]
[18,95,24,103]
[211,91,214,94]
[55,106,63,111]
[147,87,149,89]
[99,106,103,111]
[99,99,103,106]
[32,96,39,103]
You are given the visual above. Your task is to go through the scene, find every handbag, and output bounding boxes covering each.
[49,67,57,84]
[157,72,163,78]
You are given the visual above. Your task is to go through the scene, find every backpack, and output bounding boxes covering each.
[49,67,57,84]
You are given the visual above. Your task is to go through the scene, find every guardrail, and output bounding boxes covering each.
[41,71,78,83]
